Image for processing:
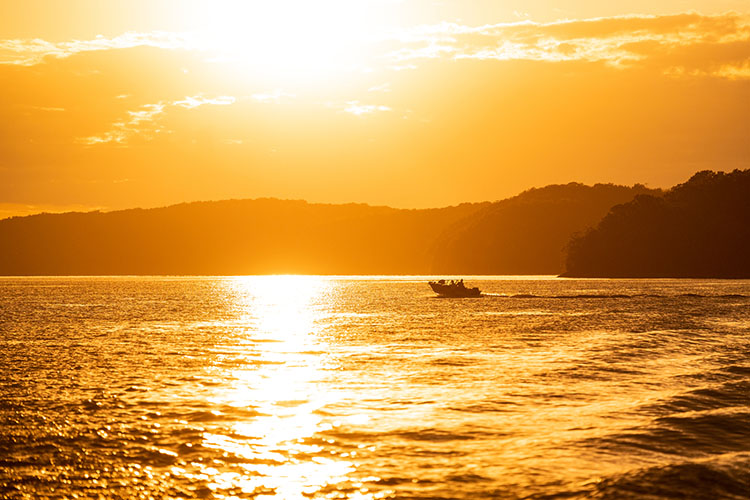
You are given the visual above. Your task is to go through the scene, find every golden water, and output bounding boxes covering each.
[2,276,749,499]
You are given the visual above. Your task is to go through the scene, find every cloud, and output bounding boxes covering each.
[389,12,750,76]
[0,13,747,211]
[2,12,745,80]
[80,95,236,145]
[173,95,236,109]
[78,103,165,145]
[715,60,750,79]
[31,106,66,112]
[342,100,391,116]
[250,89,296,103]
[0,32,192,66]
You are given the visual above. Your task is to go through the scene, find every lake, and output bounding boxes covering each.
[1,276,749,499]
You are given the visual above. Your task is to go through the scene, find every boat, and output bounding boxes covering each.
[428,279,481,297]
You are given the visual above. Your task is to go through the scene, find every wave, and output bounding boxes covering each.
[589,459,750,500]
[726,365,750,376]
[430,357,480,367]
[322,427,482,444]
[648,382,750,414]
[507,293,634,299]
[487,293,750,300]
[591,405,750,455]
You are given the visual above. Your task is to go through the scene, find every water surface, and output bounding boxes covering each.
[1,276,750,499]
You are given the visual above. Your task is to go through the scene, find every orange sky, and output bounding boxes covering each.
[1,1,748,218]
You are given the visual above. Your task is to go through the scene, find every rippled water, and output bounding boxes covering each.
[1,276,750,499]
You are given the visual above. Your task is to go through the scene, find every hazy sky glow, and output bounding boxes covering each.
[1,1,748,217]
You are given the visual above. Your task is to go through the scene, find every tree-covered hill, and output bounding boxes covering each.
[431,182,655,274]
[0,182,655,276]
[564,170,750,278]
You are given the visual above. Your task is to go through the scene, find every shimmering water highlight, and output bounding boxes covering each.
[1,276,749,499]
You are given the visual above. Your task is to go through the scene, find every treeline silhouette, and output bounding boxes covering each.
[564,169,750,278]
[0,183,653,275]
[432,183,654,274]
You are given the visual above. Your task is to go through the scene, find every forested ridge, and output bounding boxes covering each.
[564,169,750,278]
[0,183,653,275]
[5,171,745,277]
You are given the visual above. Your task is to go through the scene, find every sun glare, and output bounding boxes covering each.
[190,0,390,84]
[184,276,367,498]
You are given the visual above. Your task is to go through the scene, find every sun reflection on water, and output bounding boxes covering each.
[184,276,380,499]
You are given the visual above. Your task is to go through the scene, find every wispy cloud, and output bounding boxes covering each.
[0,31,192,66]
[715,60,750,79]
[173,95,236,109]
[79,103,165,145]
[79,95,236,145]
[31,106,66,112]
[388,13,750,76]
[250,89,296,103]
[342,100,391,116]
[2,12,746,82]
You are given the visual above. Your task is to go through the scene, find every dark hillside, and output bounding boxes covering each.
[564,170,750,278]
[0,199,481,275]
[0,181,654,275]
[431,183,656,274]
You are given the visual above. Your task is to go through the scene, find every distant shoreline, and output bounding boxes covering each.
[2,170,747,278]
[2,274,749,280]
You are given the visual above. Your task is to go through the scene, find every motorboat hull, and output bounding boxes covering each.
[429,282,482,297]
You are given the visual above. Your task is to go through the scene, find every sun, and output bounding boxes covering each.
[188,0,392,85]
